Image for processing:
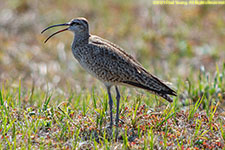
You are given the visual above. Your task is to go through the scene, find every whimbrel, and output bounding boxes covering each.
[42,17,177,135]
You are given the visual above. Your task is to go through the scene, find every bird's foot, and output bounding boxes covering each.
[104,124,113,140]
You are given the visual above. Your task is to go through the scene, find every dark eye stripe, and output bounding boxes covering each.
[71,22,80,25]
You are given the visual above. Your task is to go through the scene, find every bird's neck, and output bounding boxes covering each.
[72,32,90,48]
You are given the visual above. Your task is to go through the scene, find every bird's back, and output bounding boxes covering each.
[72,35,176,102]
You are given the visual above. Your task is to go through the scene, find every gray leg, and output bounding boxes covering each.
[106,86,113,128]
[115,86,120,140]
[115,86,120,127]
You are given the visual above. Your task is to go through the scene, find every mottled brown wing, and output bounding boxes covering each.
[88,35,176,102]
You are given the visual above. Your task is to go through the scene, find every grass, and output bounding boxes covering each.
[0,65,224,149]
[1,0,225,149]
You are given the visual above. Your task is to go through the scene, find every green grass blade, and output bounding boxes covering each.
[0,89,3,106]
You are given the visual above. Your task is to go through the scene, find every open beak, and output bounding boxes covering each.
[41,23,70,43]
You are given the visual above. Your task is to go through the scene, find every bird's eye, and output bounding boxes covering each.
[71,22,80,26]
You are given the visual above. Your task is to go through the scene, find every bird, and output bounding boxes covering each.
[41,17,177,137]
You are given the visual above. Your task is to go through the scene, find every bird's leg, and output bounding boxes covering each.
[106,86,113,129]
[115,86,120,140]
[115,86,120,126]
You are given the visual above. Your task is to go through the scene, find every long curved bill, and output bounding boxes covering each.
[41,23,70,43]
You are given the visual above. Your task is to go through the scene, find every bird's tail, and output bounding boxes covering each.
[122,80,176,102]
[156,92,174,103]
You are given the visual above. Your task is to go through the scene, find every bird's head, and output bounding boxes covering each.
[68,18,89,33]
[41,17,89,43]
